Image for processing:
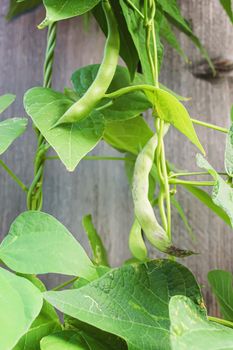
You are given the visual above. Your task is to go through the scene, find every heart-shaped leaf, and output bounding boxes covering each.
[0,118,28,155]
[44,260,202,350]
[208,270,233,321]
[170,295,233,350]
[0,211,97,280]
[0,268,43,350]
[39,0,101,28]
[24,87,105,171]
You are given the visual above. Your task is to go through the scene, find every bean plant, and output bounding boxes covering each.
[1,0,233,349]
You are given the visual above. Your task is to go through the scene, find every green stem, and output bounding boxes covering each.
[161,139,171,239]
[104,84,158,99]
[151,8,159,89]
[156,119,164,182]
[27,22,57,211]
[0,160,28,192]
[169,171,227,178]
[146,23,156,84]
[169,178,216,187]
[126,0,144,19]
[96,100,114,111]
[27,166,43,210]
[158,192,168,231]
[45,155,134,162]
[208,316,233,329]
[52,277,79,291]
[191,118,228,133]
[155,119,168,231]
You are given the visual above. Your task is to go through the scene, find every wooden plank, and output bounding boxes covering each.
[0,0,232,315]
[158,0,233,316]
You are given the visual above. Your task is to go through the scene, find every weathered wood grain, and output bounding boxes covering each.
[0,0,232,315]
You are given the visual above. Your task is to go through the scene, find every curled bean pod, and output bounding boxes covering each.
[54,0,120,126]
[129,218,148,261]
[132,127,195,257]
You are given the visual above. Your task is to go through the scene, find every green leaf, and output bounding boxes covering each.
[119,0,163,84]
[0,268,43,350]
[41,330,109,350]
[159,15,188,62]
[6,0,42,20]
[104,116,153,155]
[148,88,204,153]
[44,260,202,350]
[0,211,97,280]
[0,118,28,155]
[39,0,101,28]
[82,215,109,266]
[129,218,148,261]
[225,124,233,176]
[157,0,214,73]
[0,93,15,113]
[182,184,232,227]
[24,87,105,171]
[196,154,233,227]
[92,2,139,79]
[64,317,127,350]
[72,65,151,121]
[219,0,233,23]
[208,270,233,321]
[170,295,233,350]
[14,275,61,350]
[64,87,80,102]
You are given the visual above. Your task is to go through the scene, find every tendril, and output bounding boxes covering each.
[27,22,57,211]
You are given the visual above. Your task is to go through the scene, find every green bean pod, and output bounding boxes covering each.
[132,128,195,257]
[54,0,120,126]
[129,218,148,261]
[82,214,109,267]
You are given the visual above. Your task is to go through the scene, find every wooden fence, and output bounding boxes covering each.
[0,0,232,315]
